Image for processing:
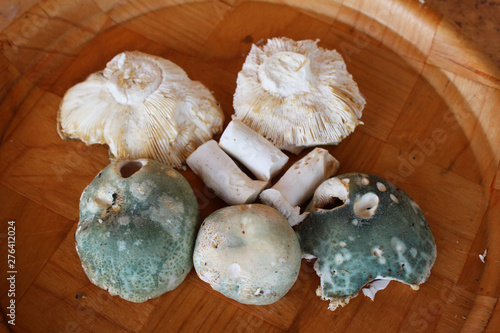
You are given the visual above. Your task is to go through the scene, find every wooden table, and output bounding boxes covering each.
[1,0,499,332]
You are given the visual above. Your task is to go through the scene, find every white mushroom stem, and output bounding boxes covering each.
[260,148,339,226]
[219,119,289,181]
[186,140,268,205]
[260,189,305,226]
[268,148,339,206]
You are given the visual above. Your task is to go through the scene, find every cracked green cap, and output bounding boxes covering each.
[76,159,200,302]
[296,173,436,311]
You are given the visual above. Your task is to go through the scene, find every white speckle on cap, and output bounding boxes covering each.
[391,237,406,254]
[334,253,344,265]
[410,200,421,214]
[339,241,347,247]
[118,241,126,252]
[373,247,383,257]
[341,178,350,185]
[410,248,418,258]
[402,261,413,274]
[352,219,359,226]
[373,247,386,264]
[390,194,399,203]
[361,178,369,186]
[134,239,143,246]
[376,182,387,192]
[227,263,241,279]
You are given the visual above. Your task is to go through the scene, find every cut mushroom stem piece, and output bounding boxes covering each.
[260,148,339,226]
[219,119,289,181]
[186,140,268,205]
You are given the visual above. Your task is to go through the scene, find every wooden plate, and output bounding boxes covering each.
[1,0,499,332]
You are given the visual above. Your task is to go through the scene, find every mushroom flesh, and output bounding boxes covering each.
[219,119,289,181]
[260,147,339,226]
[186,140,268,205]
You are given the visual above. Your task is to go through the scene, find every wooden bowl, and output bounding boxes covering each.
[1,0,499,332]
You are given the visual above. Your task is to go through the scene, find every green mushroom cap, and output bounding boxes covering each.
[296,173,436,311]
[76,159,200,302]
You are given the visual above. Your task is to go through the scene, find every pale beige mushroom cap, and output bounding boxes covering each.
[58,51,224,168]
[233,37,365,154]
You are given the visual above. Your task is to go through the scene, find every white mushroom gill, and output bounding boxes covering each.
[234,37,365,154]
[58,51,224,168]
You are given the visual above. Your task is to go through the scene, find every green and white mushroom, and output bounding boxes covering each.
[296,173,437,311]
[193,204,302,305]
[76,159,200,302]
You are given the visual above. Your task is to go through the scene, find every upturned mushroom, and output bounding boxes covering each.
[233,37,365,153]
[75,159,200,302]
[296,173,437,311]
[193,204,302,305]
[58,51,224,168]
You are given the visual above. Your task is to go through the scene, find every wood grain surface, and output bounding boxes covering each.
[1,0,499,332]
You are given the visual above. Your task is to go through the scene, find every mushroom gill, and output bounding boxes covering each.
[233,37,365,154]
[58,51,224,168]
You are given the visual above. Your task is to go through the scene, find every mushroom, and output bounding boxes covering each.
[75,159,200,302]
[186,140,268,205]
[58,51,224,168]
[233,37,365,154]
[193,204,302,305]
[259,148,339,226]
[295,173,437,311]
[219,119,289,181]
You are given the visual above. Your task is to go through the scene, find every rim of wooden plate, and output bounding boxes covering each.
[1,0,499,330]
